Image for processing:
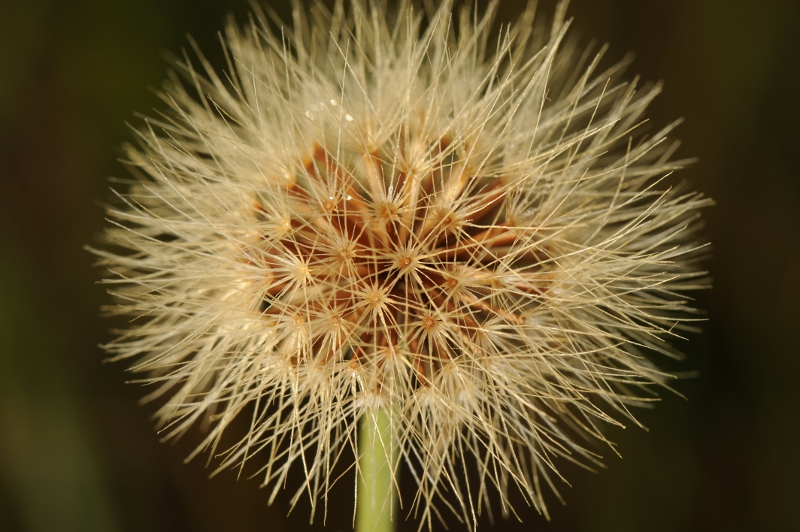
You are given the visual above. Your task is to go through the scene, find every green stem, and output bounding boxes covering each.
[356,409,398,532]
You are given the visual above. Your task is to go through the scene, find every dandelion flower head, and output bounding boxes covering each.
[97,0,710,527]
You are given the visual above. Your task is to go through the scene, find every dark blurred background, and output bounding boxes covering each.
[1,0,798,530]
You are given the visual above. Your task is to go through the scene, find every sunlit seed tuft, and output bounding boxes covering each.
[94,0,711,529]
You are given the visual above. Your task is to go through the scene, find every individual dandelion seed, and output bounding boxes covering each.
[92,0,711,530]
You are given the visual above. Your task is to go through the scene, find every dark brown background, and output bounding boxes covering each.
[1,0,798,530]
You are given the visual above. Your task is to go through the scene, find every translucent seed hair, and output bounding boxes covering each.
[94,0,710,528]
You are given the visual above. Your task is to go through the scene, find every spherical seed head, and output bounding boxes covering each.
[96,0,711,528]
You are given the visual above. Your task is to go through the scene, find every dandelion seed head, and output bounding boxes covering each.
[96,0,711,528]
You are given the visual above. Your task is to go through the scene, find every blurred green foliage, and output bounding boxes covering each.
[0,0,798,530]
